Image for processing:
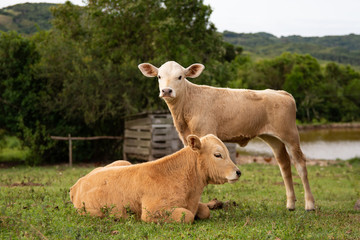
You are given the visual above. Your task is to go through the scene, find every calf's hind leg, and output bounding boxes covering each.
[141,204,194,223]
[259,135,296,210]
[276,127,315,211]
[287,143,315,211]
[171,208,195,223]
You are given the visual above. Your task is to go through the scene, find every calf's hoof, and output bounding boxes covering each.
[286,200,296,211]
[305,200,315,211]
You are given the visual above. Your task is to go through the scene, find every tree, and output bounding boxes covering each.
[0,31,41,132]
[0,31,60,165]
[282,54,323,122]
[320,63,360,122]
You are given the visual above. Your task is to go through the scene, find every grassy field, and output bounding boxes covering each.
[1,161,359,239]
[0,134,29,163]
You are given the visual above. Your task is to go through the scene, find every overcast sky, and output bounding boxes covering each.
[1,0,360,37]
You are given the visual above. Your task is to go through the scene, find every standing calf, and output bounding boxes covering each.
[138,61,315,211]
[70,134,241,223]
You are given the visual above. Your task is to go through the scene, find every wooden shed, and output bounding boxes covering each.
[123,111,237,162]
[123,111,182,161]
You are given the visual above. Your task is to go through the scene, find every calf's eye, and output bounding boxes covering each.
[178,76,182,80]
[214,153,222,158]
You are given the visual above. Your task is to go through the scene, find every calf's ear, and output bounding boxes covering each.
[138,63,158,77]
[187,135,202,152]
[185,64,205,78]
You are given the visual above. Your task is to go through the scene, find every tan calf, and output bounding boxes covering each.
[70,134,241,223]
[138,61,315,211]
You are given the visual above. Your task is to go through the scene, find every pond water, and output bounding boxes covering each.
[237,128,360,160]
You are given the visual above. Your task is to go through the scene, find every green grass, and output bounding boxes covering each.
[1,163,359,239]
[0,134,29,162]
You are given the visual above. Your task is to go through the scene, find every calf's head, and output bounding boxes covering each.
[187,134,241,184]
[138,61,204,100]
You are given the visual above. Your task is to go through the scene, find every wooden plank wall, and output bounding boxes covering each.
[123,113,182,161]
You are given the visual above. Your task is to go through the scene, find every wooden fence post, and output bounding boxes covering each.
[50,135,122,167]
[68,133,72,167]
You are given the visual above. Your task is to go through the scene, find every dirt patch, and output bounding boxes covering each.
[206,198,237,210]
[4,181,44,187]
[354,200,360,211]
[273,181,300,186]
[235,155,342,167]
[0,161,24,169]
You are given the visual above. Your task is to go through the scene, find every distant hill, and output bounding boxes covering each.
[0,3,56,34]
[223,31,360,67]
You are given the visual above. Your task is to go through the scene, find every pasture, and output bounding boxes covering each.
[1,161,359,239]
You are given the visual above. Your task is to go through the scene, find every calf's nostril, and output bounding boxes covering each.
[162,89,172,94]
[236,170,241,177]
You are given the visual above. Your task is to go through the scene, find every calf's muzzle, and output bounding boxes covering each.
[161,88,173,98]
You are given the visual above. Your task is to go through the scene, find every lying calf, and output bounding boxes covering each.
[70,134,241,223]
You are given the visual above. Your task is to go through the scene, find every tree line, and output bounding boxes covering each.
[223,31,360,67]
[0,0,359,165]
